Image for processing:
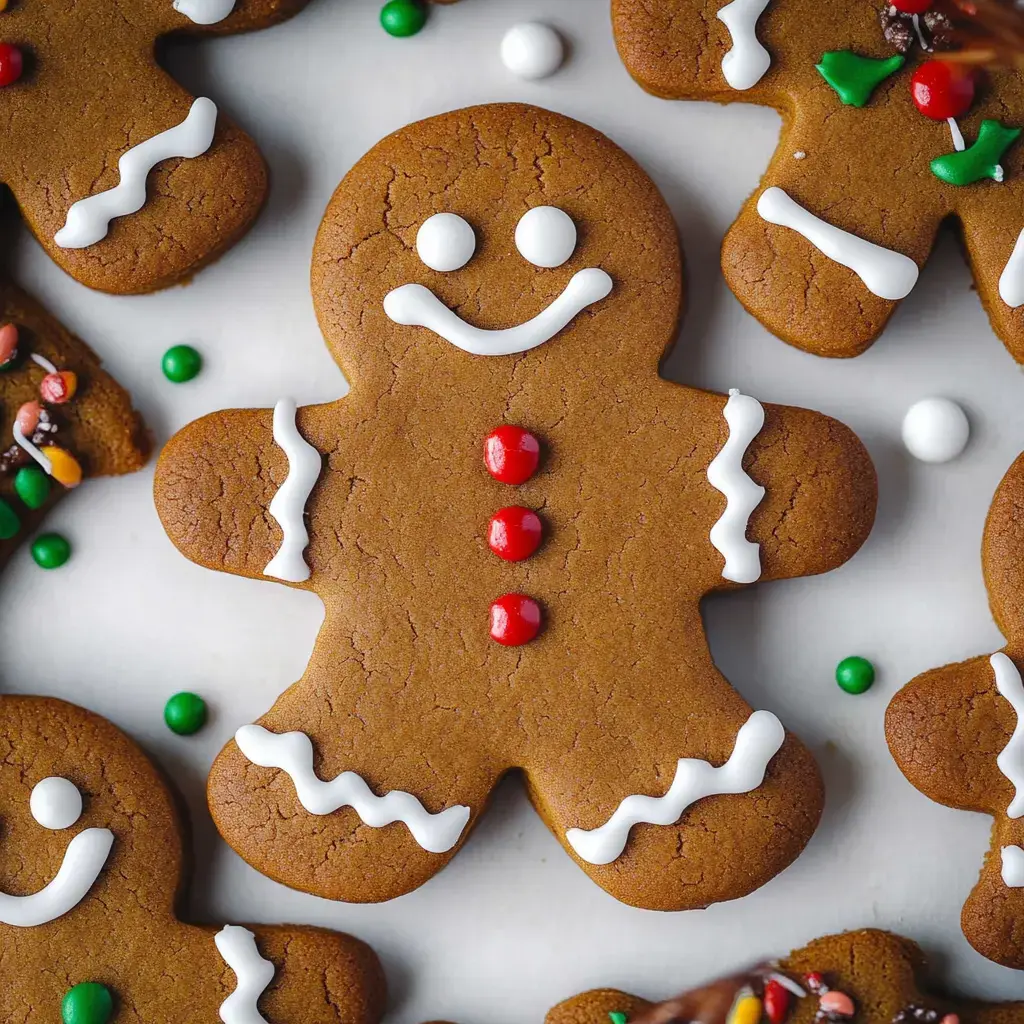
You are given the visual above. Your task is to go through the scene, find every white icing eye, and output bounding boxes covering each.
[515,206,577,268]
[415,213,476,272]
[30,777,83,831]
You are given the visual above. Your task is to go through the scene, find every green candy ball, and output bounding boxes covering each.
[161,344,202,384]
[380,0,427,37]
[62,982,114,1024]
[836,655,875,695]
[0,498,20,541]
[15,465,51,509]
[164,691,207,736]
[31,532,70,569]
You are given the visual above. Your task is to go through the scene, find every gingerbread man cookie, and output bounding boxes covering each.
[0,0,311,295]
[539,930,1020,1024]
[0,692,387,1023]
[0,280,148,570]
[612,0,1024,361]
[887,451,1024,969]
[154,102,877,909]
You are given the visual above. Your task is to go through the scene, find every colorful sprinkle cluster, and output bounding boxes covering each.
[806,972,855,1024]
[893,1005,960,1024]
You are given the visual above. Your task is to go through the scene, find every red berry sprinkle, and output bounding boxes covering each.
[805,973,827,996]
[0,43,23,88]
[911,60,977,121]
[763,979,792,1024]
[487,506,543,562]
[39,371,75,404]
[891,0,933,13]
[489,593,542,646]
[484,425,541,485]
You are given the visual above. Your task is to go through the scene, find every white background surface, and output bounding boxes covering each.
[2,0,1024,1014]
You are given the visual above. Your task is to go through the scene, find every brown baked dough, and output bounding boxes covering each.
[887,451,1024,969]
[155,103,877,909]
[0,0,312,294]
[0,694,387,1024]
[612,0,1024,361]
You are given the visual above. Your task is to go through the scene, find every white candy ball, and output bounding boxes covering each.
[500,22,564,80]
[416,213,476,273]
[515,206,577,268]
[30,776,83,830]
[902,398,970,464]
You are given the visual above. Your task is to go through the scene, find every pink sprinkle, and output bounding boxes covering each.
[0,322,17,366]
[940,1017,959,1024]
[15,401,41,435]
[819,992,855,1017]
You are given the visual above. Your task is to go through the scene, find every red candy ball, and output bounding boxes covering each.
[0,44,23,88]
[911,60,976,121]
[489,593,542,646]
[484,425,540,485]
[487,506,543,562]
[891,0,933,13]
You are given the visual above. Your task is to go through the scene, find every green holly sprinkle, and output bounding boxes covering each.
[609,1013,628,1024]
[816,51,905,108]
[0,498,20,541]
[14,465,51,509]
[931,120,1022,186]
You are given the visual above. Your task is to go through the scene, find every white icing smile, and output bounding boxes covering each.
[0,778,114,927]
[383,207,613,356]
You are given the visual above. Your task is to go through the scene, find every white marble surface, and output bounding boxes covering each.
[2,0,1023,1014]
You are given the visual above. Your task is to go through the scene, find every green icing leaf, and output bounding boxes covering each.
[608,1013,628,1024]
[816,50,905,107]
[931,119,1022,186]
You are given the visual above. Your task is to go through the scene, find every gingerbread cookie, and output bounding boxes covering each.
[541,930,1020,1024]
[887,450,1024,969]
[0,692,387,1023]
[612,0,1024,361]
[154,102,877,909]
[0,281,148,570]
[0,0,311,295]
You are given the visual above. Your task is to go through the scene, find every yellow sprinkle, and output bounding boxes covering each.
[42,447,83,489]
[728,995,763,1024]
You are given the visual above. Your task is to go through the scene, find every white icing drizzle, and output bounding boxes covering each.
[911,13,931,50]
[565,710,786,865]
[383,268,613,357]
[1002,845,1024,887]
[215,925,274,1024]
[263,399,322,584]
[234,725,472,853]
[947,117,966,152]
[757,187,919,301]
[54,97,218,249]
[999,227,1024,307]
[717,0,772,91]
[0,828,114,927]
[12,422,52,474]
[707,390,766,584]
[30,353,58,375]
[174,0,236,24]
[992,653,1024,819]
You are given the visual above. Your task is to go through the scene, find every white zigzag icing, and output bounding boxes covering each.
[215,925,274,1024]
[707,390,765,584]
[992,653,1024,818]
[55,97,218,249]
[565,710,786,865]
[717,0,772,91]
[235,725,472,854]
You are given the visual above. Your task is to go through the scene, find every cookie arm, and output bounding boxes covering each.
[154,403,326,585]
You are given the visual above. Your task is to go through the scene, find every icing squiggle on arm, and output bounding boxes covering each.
[707,389,765,584]
[992,653,1024,818]
[55,97,218,249]
[215,925,274,1024]
[173,0,236,25]
[263,398,322,584]
[565,710,786,865]
[999,227,1024,307]
[718,0,772,91]
[756,187,919,301]
[1002,846,1024,887]
[234,725,472,853]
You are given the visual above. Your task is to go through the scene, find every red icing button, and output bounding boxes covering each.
[891,0,932,13]
[911,60,976,121]
[484,425,540,484]
[0,43,23,87]
[489,593,542,646]
[488,506,543,562]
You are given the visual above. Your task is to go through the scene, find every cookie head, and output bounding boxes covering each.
[312,102,682,392]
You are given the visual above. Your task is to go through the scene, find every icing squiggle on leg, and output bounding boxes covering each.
[717,0,772,91]
[707,389,765,584]
[991,653,1024,818]
[263,398,322,584]
[234,725,472,853]
[1002,845,1024,887]
[565,710,786,865]
[55,97,218,249]
[756,187,919,301]
[214,925,274,1024]
[173,0,236,25]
